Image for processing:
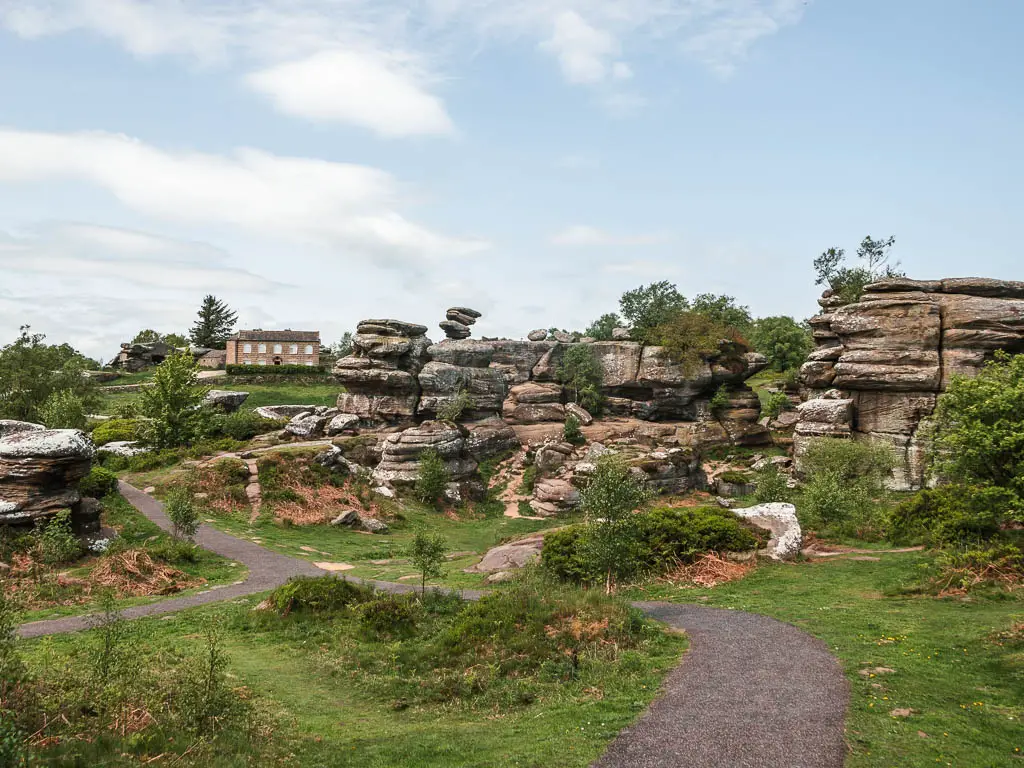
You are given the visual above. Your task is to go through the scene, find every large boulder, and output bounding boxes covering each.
[503,382,565,424]
[254,404,316,421]
[465,533,545,573]
[203,390,249,413]
[530,478,581,516]
[372,421,478,485]
[733,503,802,560]
[463,419,520,461]
[417,362,507,420]
[0,428,95,525]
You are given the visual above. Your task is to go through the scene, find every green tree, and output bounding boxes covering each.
[408,529,447,595]
[646,310,738,375]
[557,345,605,415]
[164,333,189,349]
[0,327,97,423]
[691,294,753,334]
[139,352,207,448]
[188,295,238,350]
[813,235,903,305]
[131,329,162,344]
[414,448,449,509]
[165,487,200,541]
[584,312,622,341]
[619,281,689,340]
[926,353,1024,514]
[333,331,354,358]
[38,389,87,430]
[751,316,813,372]
[579,455,653,593]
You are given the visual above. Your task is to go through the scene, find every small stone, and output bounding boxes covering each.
[715,496,735,509]
[486,571,517,584]
[890,708,913,718]
[373,486,395,499]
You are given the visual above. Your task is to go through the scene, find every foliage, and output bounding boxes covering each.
[926,352,1024,513]
[414,449,450,509]
[543,506,759,585]
[201,409,282,441]
[583,312,622,341]
[359,594,418,639]
[563,414,585,445]
[645,310,742,375]
[691,293,753,333]
[139,351,207,448]
[409,530,447,595]
[619,281,689,337]
[38,509,82,565]
[0,326,98,422]
[226,363,325,375]
[709,384,731,416]
[165,486,200,541]
[813,235,902,305]
[761,390,792,420]
[928,543,1024,594]
[753,465,791,503]
[750,316,813,372]
[577,456,653,592]
[270,575,375,615]
[557,344,605,415]
[888,484,1017,547]
[717,470,753,485]
[188,295,238,350]
[437,388,474,422]
[332,331,354,358]
[519,464,538,495]
[38,388,87,430]
[798,438,895,538]
[80,466,119,498]
[172,619,242,735]
[131,329,186,348]
[91,417,144,445]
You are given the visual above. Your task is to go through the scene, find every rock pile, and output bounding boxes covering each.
[334,319,432,425]
[418,340,506,420]
[372,421,478,485]
[440,307,481,340]
[0,424,96,527]
[797,277,1024,489]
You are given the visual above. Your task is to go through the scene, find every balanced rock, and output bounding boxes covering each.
[439,320,472,340]
[0,428,95,525]
[527,329,548,342]
[446,309,478,326]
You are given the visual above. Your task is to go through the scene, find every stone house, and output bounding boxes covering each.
[198,349,227,368]
[225,330,321,367]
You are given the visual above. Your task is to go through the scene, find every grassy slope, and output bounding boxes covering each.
[626,553,1024,768]
[95,381,341,415]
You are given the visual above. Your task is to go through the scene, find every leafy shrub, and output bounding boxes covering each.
[619,281,689,338]
[91,418,143,446]
[563,415,584,445]
[762,391,792,420]
[270,576,375,615]
[437,389,473,422]
[359,595,418,639]
[519,464,538,495]
[888,485,1016,546]
[754,465,791,504]
[146,539,199,564]
[717,470,753,485]
[139,352,207,448]
[226,364,325,375]
[171,620,243,735]
[414,449,449,509]
[79,466,119,498]
[201,410,281,441]
[557,345,605,415]
[644,311,746,375]
[709,385,731,416]
[38,509,82,565]
[750,316,813,372]
[164,487,199,541]
[929,543,1024,594]
[38,388,87,430]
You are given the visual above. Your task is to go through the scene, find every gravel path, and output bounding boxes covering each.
[593,602,849,768]
[17,485,849,767]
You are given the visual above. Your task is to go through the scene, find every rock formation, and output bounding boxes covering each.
[797,278,1024,489]
[418,340,507,420]
[203,390,249,413]
[0,426,95,527]
[372,421,478,485]
[440,306,481,340]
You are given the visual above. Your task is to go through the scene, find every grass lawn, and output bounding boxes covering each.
[626,553,1024,767]
[94,381,341,415]
[18,492,245,623]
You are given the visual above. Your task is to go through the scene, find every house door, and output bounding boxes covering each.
[273,356,282,365]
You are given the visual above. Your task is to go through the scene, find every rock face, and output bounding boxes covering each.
[203,390,249,413]
[372,421,478,485]
[334,319,432,425]
[418,340,507,420]
[254,405,315,421]
[503,382,565,424]
[0,427,95,525]
[530,477,581,516]
[466,533,545,573]
[733,503,802,560]
[798,278,1024,489]
[440,307,482,340]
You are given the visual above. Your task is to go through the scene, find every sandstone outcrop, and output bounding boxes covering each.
[798,278,1024,489]
[418,340,507,420]
[733,503,802,560]
[372,421,478,486]
[203,390,249,413]
[0,427,95,526]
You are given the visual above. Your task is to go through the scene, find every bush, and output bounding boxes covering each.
[437,389,473,423]
[359,595,418,639]
[414,449,449,509]
[165,487,199,541]
[201,410,281,441]
[563,415,584,445]
[644,311,746,375]
[270,576,375,615]
[146,539,199,564]
[888,485,1016,546]
[717,470,753,485]
[750,316,813,372]
[930,543,1024,594]
[754,465,791,503]
[79,466,119,499]
[139,352,207,448]
[557,345,605,416]
[91,418,144,446]
[226,364,325,375]
[519,464,538,495]
[38,509,82,565]
[762,391,792,420]
[38,388,87,430]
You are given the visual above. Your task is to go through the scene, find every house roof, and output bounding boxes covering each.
[200,349,227,359]
[232,329,320,342]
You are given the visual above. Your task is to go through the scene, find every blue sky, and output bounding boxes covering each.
[0,0,1021,360]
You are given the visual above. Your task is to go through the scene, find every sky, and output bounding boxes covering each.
[0,0,1022,362]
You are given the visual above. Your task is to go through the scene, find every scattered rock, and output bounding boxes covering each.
[285,412,330,439]
[325,413,360,436]
[329,509,361,526]
[254,404,316,421]
[360,517,389,534]
[565,402,593,426]
[373,486,395,499]
[203,390,249,413]
[890,709,914,718]
[315,562,355,572]
[466,533,546,573]
[485,571,517,584]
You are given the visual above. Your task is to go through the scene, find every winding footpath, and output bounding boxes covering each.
[17,482,849,767]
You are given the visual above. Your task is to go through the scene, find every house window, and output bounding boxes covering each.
[243,343,252,354]
[290,344,298,354]
[258,343,266,353]
[243,358,251,365]
[258,359,267,366]
[273,344,282,354]
[305,345,314,355]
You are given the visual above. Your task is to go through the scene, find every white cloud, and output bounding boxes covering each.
[540,10,624,85]
[551,225,670,247]
[0,129,488,266]
[247,49,455,137]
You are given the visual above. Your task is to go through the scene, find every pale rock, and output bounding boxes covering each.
[733,502,802,560]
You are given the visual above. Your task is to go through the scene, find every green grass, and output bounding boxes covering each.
[97,370,155,385]
[20,585,685,768]
[19,492,244,622]
[94,381,340,416]
[625,553,1024,767]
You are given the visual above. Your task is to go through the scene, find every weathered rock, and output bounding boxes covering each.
[439,320,472,340]
[357,319,428,337]
[553,331,576,344]
[733,503,801,560]
[254,405,315,421]
[360,517,389,534]
[285,413,329,439]
[465,533,545,573]
[503,382,565,424]
[527,329,548,342]
[330,509,361,526]
[565,403,593,426]
[534,441,573,473]
[427,340,494,368]
[96,441,149,458]
[203,390,249,413]
[530,478,580,516]
[611,327,631,340]
[446,308,479,326]
[372,421,478,485]
[0,428,95,525]
[418,362,506,419]
[463,419,520,460]
[628,446,704,494]
[325,413,360,436]
[0,420,45,439]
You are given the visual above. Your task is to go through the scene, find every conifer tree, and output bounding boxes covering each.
[188,295,237,350]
